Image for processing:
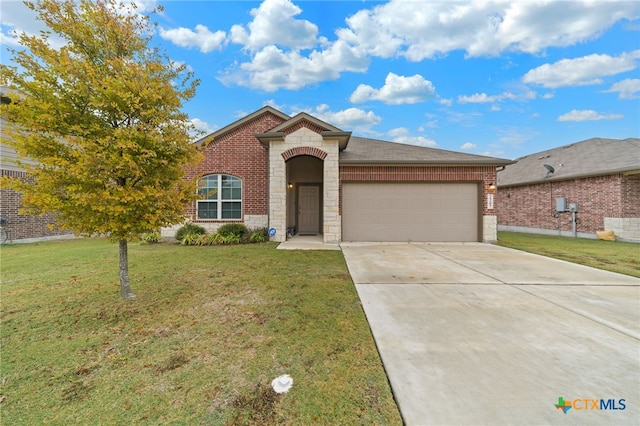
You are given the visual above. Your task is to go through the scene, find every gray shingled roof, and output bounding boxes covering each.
[497,137,640,187]
[340,136,514,165]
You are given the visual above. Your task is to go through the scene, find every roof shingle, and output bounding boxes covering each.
[340,136,514,165]
[497,137,640,187]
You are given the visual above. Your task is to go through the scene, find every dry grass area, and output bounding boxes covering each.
[1,239,402,425]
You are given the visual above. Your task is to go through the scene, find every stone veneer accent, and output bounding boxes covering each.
[268,127,341,243]
[604,217,640,242]
[482,215,497,243]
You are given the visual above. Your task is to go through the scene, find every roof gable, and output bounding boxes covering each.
[497,137,640,187]
[268,112,343,134]
[193,106,289,146]
[256,112,352,149]
[340,137,514,165]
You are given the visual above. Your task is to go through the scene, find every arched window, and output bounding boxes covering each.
[197,174,242,220]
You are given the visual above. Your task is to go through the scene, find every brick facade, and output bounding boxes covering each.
[339,165,498,215]
[622,174,640,217]
[497,173,640,240]
[0,169,72,241]
[182,111,286,231]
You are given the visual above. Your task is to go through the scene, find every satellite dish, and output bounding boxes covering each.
[544,164,555,178]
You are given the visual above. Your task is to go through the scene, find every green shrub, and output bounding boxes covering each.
[140,231,162,244]
[177,224,267,246]
[249,228,269,243]
[221,234,241,245]
[175,223,206,242]
[195,234,213,246]
[217,223,248,238]
[180,232,203,246]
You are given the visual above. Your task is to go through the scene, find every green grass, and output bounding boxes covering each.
[1,239,402,425]
[497,231,640,278]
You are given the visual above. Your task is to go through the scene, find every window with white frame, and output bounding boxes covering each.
[197,174,242,220]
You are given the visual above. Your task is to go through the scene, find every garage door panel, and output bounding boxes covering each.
[342,183,478,242]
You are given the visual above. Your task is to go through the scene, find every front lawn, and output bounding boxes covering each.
[0,239,402,425]
[497,231,640,278]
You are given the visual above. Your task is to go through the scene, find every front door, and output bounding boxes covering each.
[298,185,320,235]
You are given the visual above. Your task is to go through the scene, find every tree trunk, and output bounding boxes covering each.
[119,239,136,299]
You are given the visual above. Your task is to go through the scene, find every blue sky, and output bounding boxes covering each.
[2,0,639,160]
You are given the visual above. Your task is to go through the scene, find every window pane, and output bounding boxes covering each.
[221,175,241,200]
[221,202,241,219]
[221,187,242,200]
[198,175,218,200]
[197,201,217,219]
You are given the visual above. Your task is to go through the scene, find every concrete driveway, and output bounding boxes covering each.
[341,242,640,426]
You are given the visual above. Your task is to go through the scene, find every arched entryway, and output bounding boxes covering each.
[286,155,324,236]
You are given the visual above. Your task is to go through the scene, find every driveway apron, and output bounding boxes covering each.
[341,242,640,426]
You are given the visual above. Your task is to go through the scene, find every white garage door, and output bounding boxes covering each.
[342,182,479,242]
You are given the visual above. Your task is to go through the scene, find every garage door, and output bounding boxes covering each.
[342,182,479,242]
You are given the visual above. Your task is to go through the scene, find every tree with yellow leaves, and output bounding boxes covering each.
[1,0,202,299]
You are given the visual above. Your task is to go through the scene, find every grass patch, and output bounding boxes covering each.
[0,239,402,425]
[497,231,640,278]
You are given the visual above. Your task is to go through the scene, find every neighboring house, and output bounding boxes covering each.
[0,87,72,242]
[169,106,513,244]
[497,137,640,242]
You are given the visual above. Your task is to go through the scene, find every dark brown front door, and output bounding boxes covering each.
[298,185,320,235]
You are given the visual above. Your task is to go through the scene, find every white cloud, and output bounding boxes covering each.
[387,127,437,147]
[263,99,286,110]
[1,1,62,48]
[557,109,624,122]
[335,1,640,61]
[387,127,409,137]
[300,104,382,133]
[393,135,438,148]
[439,98,453,107]
[159,25,226,53]
[523,51,640,88]
[230,0,318,51]
[1,0,160,49]
[458,93,501,104]
[458,90,530,104]
[216,0,638,92]
[350,73,436,105]
[190,118,218,136]
[219,41,368,91]
[602,78,640,99]
[461,142,477,150]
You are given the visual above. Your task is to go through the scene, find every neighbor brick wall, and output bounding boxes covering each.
[184,111,286,221]
[339,165,498,215]
[496,174,631,234]
[622,174,640,217]
[0,169,72,241]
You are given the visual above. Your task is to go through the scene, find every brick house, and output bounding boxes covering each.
[0,88,72,242]
[170,106,513,244]
[496,137,640,242]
